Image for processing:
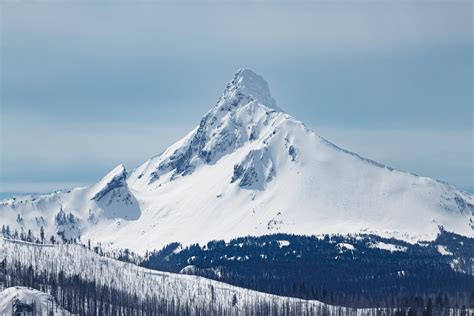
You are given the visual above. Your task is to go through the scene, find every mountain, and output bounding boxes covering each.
[0,69,472,253]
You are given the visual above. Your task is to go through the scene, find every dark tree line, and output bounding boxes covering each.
[141,231,474,310]
[1,224,80,245]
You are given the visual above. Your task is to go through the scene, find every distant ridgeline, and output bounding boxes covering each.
[140,230,474,309]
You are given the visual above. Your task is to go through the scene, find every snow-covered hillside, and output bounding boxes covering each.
[0,238,382,315]
[0,286,70,315]
[0,69,472,252]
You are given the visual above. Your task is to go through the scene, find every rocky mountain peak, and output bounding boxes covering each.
[215,68,280,112]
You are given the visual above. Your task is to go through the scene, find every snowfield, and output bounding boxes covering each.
[368,242,407,253]
[437,245,454,256]
[0,286,70,315]
[0,238,384,315]
[0,68,472,253]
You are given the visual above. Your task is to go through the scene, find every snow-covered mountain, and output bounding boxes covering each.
[1,69,472,252]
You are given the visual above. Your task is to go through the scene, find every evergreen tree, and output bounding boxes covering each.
[40,226,45,243]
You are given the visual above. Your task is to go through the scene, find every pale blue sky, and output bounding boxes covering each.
[0,1,472,198]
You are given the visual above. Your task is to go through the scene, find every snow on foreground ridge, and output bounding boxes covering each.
[0,68,472,252]
[0,238,381,315]
[0,286,70,315]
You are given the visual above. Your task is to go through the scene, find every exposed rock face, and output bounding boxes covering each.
[91,165,128,202]
[149,69,281,183]
[89,164,140,220]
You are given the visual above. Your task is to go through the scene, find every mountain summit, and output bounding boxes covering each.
[217,68,279,111]
[1,69,473,252]
[139,69,285,184]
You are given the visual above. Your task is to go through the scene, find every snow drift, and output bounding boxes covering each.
[0,286,70,315]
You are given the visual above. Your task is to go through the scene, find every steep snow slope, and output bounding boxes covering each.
[0,238,382,315]
[0,69,472,252]
[0,286,70,315]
